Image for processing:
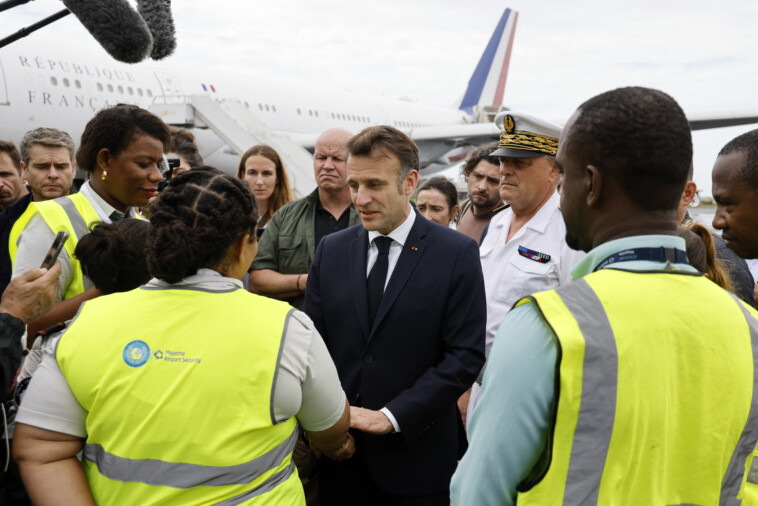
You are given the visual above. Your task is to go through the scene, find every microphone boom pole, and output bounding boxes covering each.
[0,0,32,14]
[0,8,71,50]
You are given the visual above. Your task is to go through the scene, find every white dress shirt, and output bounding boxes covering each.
[364,208,416,432]
[366,208,416,289]
[467,191,585,423]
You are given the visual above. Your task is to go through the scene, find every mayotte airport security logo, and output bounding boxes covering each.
[123,340,151,368]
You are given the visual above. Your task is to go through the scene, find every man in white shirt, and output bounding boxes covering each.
[467,112,585,422]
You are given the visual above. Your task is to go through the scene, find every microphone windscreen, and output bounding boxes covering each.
[61,0,153,63]
[137,0,177,60]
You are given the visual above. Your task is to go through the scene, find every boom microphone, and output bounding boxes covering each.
[60,0,153,64]
[137,0,177,60]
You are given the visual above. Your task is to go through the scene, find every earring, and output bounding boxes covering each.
[101,170,108,181]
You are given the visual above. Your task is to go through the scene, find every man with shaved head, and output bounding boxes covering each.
[712,128,758,261]
[251,128,360,309]
[452,87,758,505]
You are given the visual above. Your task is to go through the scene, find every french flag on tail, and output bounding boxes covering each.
[459,8,518,114]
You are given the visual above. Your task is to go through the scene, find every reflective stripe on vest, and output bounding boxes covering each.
[83,427,298,488]
[725,294,758,503]
[10,193,102,299]
[56,287,304,505]
[515,269,758,506]
[554,279,617,505]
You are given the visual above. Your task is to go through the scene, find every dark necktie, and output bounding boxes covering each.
[109,211,125,222]
[367,236,393,328]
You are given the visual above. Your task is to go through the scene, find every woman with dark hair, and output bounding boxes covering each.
[416,176,460,227]
[14,168,352,506]
[11,104,170,340]
[167,127,203,176]
[237,145,294,234]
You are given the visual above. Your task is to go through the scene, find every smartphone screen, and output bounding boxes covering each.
[40,231,70,269]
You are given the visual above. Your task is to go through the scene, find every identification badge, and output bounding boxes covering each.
[518,246,551,263]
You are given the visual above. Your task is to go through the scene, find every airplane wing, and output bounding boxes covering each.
[687,111,758,130]
[290,123,500,169]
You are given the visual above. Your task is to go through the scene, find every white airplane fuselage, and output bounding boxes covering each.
[0,46,471,168]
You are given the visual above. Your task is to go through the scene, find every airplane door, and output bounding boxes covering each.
[153,72,184,102]
[0,60,8,105]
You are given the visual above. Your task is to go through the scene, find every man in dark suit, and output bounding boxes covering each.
[304,126,486,505]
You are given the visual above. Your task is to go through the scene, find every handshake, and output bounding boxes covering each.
[307,406,394,462]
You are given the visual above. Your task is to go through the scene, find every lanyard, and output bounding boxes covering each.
[594,247,689,272]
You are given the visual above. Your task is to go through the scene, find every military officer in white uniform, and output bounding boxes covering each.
[466,112,585,424]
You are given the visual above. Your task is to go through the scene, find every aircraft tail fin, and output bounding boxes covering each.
[459,8,518,114]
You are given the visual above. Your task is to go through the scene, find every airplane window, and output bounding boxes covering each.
[117,85,124,94]
[331,113,335,119]
[75,80,81,89]
[272,105,277,112]
[137,88,143,97]
[107,84,114,93]
[315,111,319,117]
[309,110,313,117]
[245,101,249,108]
[128,87,134,95]
[97,83,103,92]
[50,77,58,86]
[63,78,70,87]
[146,89,153,97]
[265,104,270,112]
[297,108,301,115]
[258,104,263,111]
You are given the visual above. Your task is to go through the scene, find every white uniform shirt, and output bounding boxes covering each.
[479,191,585,364]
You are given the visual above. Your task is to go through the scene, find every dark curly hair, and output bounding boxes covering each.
[718,128,758,189]
[147,167,258,283]
[76,105,171,173]
[461,142,499,181]
[75,219,151,294]
[568,86,692,211]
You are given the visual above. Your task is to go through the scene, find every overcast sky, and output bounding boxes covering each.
[6,0,758,196]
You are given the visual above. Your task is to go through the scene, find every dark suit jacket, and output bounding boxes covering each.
[304,212,486,496]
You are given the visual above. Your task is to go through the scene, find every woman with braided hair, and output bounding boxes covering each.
[13,167,352,505]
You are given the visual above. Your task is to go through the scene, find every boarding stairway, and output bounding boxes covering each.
[149,95,316,198]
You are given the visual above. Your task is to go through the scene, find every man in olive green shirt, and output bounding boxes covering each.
[250,128,359,309]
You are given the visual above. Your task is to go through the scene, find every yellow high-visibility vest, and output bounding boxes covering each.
[10,192,102,299]
[56,284,304,505]
[515,268,758,505]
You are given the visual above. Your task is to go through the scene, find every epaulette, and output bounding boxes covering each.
[492,203,510,215]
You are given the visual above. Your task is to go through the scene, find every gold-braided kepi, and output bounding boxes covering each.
[491,111,562,158]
